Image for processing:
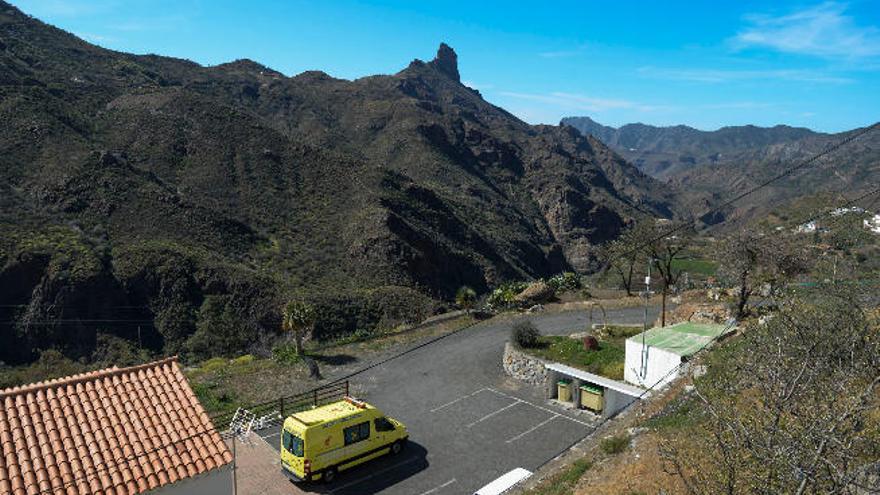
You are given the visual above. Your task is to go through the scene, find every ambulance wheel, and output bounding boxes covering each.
[323,468,337,484]
[391,440,404,455]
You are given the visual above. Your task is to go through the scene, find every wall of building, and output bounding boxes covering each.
[150,464,234,495]
[624,339,682,389]
[601,388,637,419]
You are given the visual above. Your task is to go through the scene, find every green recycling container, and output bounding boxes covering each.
[557,380,572,402]
[579,384,604,412]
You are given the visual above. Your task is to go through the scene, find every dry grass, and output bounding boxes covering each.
[573,431,688,495]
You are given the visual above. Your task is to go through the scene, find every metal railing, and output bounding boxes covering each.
[212,380,350,431]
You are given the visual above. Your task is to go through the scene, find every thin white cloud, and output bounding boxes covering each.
[499,91,671,113]
[638,66,853,84]
[461,80,494,91]
[733,2,880,59]
[75,32,118,44]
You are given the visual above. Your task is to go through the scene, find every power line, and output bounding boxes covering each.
[609,122,880,265]
[12,123,880,493]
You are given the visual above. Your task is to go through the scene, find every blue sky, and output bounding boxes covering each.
[11,0,880,132]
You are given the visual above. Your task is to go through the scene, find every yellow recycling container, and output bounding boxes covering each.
[557,380,572,402]
[580,384,604,412]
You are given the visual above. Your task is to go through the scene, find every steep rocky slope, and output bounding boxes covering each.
[562,116,823,179]
[563,116,879,226]
[0,1,679,365]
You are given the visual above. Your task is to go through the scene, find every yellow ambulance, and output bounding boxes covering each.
[280,396,409,483]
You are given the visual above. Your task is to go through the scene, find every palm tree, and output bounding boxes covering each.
[281,300,316,356]
[455,286,477,314]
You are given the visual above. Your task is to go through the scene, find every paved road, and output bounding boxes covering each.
[260,305,662,495]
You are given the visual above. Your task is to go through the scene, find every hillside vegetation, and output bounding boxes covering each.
[563,116,879,227]
[0,1,682,369]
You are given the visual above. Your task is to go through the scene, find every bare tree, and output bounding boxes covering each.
[644,224,691,327]
[718,229,810,318]
[599,221,650,297]
[661,287,880,494]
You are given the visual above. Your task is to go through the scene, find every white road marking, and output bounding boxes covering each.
[261,431,281,440]
[505,415,558,443]
[485,388,593,427]
[418,478,457,495]
[466,401,519,428]
[329,457,419,494]
[430,388,488,413]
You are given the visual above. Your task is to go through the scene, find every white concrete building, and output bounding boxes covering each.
[865,214,880,234]
[625,322,732,389]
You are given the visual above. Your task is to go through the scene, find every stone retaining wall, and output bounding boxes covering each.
[502,342,548,385]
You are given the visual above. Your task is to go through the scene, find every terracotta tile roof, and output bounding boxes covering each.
[0,357,233,495]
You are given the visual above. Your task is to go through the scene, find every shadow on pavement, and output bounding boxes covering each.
[312,353,358,366]
[296,441,429,495]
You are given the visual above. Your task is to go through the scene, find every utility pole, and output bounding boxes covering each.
[640,259,654,379]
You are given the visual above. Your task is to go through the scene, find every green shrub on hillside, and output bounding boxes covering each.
[600,434,630,455]
[486,281,528,310]
[187,295,263,359]
[455,286,477,312]
[310,286,434,341]
[546,272,582,293]
[512,321,540,348]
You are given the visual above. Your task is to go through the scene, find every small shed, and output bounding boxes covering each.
[544,363,646,419]
[624,322,731,388]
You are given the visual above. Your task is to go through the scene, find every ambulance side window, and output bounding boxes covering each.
[343,421,370,446]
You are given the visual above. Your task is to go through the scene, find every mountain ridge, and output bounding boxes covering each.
[0,0,681,365]
[562,115,879,226]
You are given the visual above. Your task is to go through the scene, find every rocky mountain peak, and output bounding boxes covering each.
[429,42,459,81]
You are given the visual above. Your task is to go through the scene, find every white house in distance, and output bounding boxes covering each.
[625,322,732,389]
[0,357,233,495]
[865,214,880,234]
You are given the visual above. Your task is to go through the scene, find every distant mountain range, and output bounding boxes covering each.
[0,1,681,365]
[562,116,879,225]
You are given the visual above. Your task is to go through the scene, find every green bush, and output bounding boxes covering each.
[191,381,237,414]
[600,434,630,455]
[603,325,644,339]
[547,272,582,293]
[455,286,477,311]
[486,281,528,310]
[201,357,228,372]
[271,343,304,364]
[512,321,540,348]
[231,354,255,366]
[187,295,261,359]
[310,286,434,341]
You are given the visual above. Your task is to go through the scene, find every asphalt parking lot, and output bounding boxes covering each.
[250,305,660,494]
[255,386,597,495]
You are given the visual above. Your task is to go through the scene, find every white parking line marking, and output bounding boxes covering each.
[329,457,419,494]
[466,401,519,428]
[430,388,488,413]
[505,415,558,443]
[418,478,457,495]
[485,388,593,427]
[261,432,281,440]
